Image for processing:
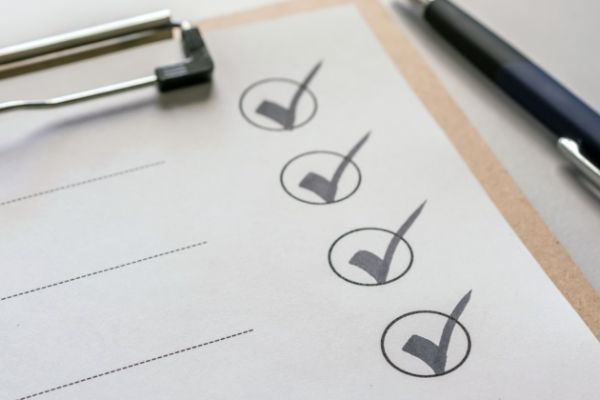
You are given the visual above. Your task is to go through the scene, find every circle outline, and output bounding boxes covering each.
[381,310,472,378]
[239,77,319,131]
[280,150,363,205]
[327,227,414,286]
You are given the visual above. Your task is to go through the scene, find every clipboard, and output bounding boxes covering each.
[197,0,600,337]
[0,1,598,397]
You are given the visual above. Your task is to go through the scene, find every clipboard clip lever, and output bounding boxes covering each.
[0,10,213,113]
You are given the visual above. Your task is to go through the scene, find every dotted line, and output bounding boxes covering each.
[1,241,207,301]
[16,329,254,400]
[0,161,166,207]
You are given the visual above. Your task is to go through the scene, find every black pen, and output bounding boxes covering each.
[408,0,600,188]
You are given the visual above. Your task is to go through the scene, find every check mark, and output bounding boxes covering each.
[349,201,426,284]
[299,132,370,203]
[402,290,472,375]
[255,61,322,130]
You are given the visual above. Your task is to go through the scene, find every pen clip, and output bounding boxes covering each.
[557,137,600,188]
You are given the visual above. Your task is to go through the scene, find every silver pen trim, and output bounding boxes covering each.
[558,138,600,189]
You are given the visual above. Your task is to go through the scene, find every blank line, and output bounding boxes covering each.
[0,160,165,207]
[16,329,254,400]
[1,241,207,301]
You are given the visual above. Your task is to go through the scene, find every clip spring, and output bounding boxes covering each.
[0,10,213,113]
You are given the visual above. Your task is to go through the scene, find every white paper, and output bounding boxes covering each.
[1,5,598,399]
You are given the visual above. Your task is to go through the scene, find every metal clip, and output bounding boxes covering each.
[0,10,213,113]
[558,137,600,188]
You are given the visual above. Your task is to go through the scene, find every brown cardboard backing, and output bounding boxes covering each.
[200,0,600,339]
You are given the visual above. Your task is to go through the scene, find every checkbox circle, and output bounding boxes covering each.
[328,227,413,286]
[381,310,472,378]
[280,150,362,205]
[239,78,318,131]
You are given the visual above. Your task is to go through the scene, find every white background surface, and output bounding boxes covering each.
[0,0,598,291]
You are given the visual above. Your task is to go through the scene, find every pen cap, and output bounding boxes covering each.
[424,0,527,79]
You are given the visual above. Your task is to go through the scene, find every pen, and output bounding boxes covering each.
[409,0,600,188]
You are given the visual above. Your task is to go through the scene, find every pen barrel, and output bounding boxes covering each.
[425,0,600,163]
[496,63,600,163]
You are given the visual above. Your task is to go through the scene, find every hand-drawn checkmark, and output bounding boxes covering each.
[402,290,472,375]
[298,132,370,203]
[255,61,322,130]
[348,201,426,284]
